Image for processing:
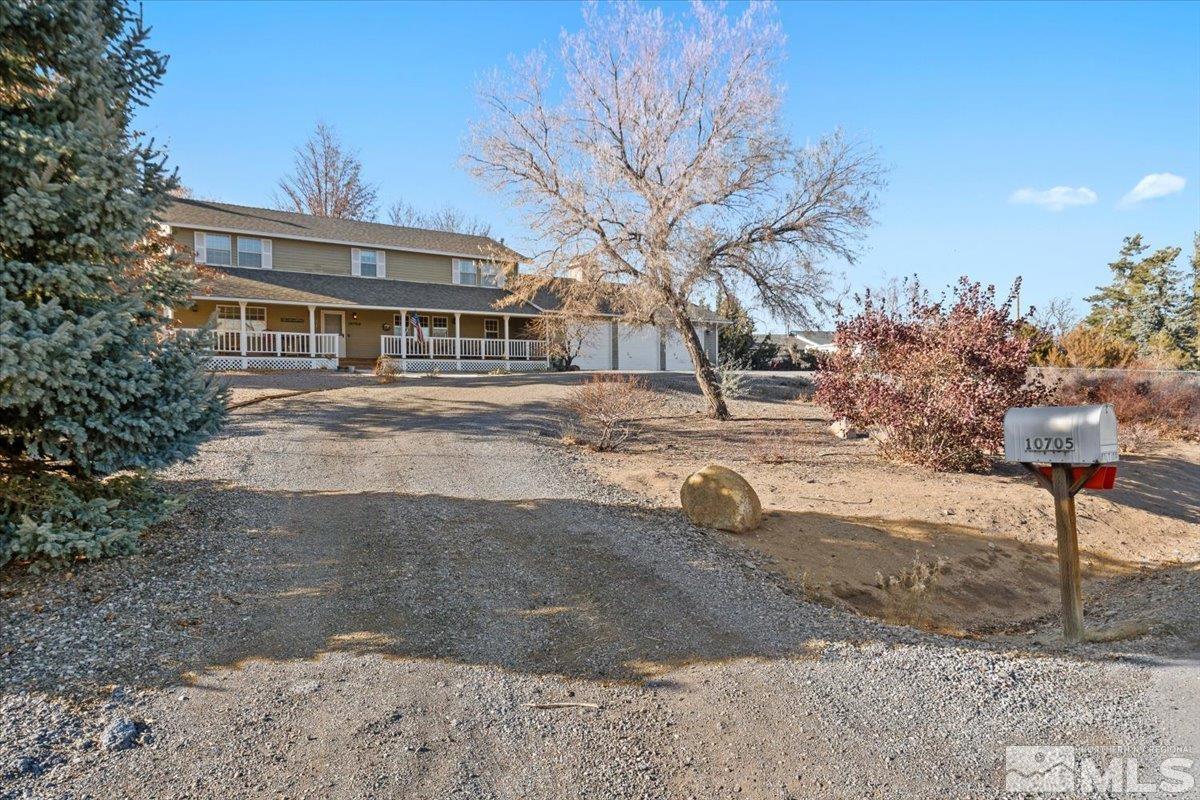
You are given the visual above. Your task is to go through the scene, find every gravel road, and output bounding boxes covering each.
[1,375,1191,798]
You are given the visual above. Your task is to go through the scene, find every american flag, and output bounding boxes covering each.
[409,314,425,343]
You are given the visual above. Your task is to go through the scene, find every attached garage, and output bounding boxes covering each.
[616,323,660,371]
[573,321,614,370]
[570,319,722,372]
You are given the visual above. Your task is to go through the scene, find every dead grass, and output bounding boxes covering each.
[875,555,949,628]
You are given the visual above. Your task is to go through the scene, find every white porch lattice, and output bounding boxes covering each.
[207,356,338,371]
[383,358,548,374]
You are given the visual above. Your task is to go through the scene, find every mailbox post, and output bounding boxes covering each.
[1003,405,1119,644]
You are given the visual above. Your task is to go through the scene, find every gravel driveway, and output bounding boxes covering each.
[1,375,1190,798]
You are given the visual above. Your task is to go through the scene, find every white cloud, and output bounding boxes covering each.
[1119,172,1186,207]
[1008,186,1098,212]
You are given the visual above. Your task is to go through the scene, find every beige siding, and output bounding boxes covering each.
[343,309,394,359]
[174,301,311,333]
[172,226,458,283]
[387,250,453,283]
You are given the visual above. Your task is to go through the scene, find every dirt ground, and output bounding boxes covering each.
[1,371,1195,798]
[581,373,1200,637]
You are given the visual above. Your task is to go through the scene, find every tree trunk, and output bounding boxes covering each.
[667,302,730,420]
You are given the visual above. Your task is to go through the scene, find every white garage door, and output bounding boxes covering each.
[573,322,612,370]
[617,323,660,371]
[664,325,702,371]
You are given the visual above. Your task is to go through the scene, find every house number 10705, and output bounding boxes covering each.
[1025,436,1074,452]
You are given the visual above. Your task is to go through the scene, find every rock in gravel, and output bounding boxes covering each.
[100,717,143,752]
[13,755,44,776]
[680,464,762,534]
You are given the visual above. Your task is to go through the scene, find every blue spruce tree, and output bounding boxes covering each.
[1,1,226,565]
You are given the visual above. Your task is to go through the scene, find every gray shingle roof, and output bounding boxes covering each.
[194,267,543,315]
[163,199,524,262]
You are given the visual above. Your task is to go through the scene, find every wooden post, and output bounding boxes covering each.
[454,312,461,364]
[503,315,510,361]
[1051,463,1085,643]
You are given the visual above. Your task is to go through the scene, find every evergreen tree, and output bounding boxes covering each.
[716,291,756,367]
[1189,234,1200,366]
[1,1,226,565]
[1084,235,1191,365]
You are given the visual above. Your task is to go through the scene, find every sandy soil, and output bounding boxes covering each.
[582,373,1200,636]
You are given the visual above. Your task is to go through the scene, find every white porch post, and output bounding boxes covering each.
[713,323,720,364]
[399,310,407,362]
[308,305,316,357]
[503,315,510,361]
[545,320,551,366]
[238,300,247,368]
[454,313,461,364]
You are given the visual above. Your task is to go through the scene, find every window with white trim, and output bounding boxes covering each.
[353,248,385,278]
[204,234,231,266]
[431,316,449,337]
[215,304,266,331]
[453,259,506,288]
[237,237,264,268]
[483,319,500,340]
[454,259,478,285]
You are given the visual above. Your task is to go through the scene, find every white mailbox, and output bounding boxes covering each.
[1003,404,1118,465]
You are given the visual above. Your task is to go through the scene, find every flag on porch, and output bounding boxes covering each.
[409,314,425,343]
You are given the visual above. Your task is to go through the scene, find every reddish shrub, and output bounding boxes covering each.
[816,278,1050,472]
[1055,372,1199,444]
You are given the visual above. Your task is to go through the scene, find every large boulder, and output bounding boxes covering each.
[680,464,763,534]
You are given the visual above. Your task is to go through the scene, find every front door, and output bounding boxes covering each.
[321,311,345,357]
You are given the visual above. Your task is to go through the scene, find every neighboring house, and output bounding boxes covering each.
[767,330,836,354]
[165,199,722,371]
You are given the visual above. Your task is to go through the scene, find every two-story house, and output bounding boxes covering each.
[165,199,722,371]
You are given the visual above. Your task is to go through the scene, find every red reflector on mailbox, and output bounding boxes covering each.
[1037,465,1117,490]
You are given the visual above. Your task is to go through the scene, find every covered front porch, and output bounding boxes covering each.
[175,299,548,372]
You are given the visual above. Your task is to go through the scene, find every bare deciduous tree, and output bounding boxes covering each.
[467,1,883,419]
[1030,295,1079,340]
[388,199,493,237]
[276,122,378,220]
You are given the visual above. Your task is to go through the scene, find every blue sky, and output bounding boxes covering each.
[137,0,1199,329]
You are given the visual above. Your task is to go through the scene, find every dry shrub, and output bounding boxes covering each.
[374,356,401,383]
[561,374,661,451]
[752,426,799,463]
[816,277,1050,472]
[875,555,949,627]
[1056,372,1199,444]
[1044,324,1139,368]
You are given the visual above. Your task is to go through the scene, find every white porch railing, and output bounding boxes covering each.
[182,328,340,357]
[380,335,547,360]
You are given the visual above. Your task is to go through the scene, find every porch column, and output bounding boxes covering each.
[713,323,720,364]
[544,320,551,366]
[399,310,407,361]
[454,313,461,363]
[503,314,510,361]
[238,300,248,369]
[308,305,316,357]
